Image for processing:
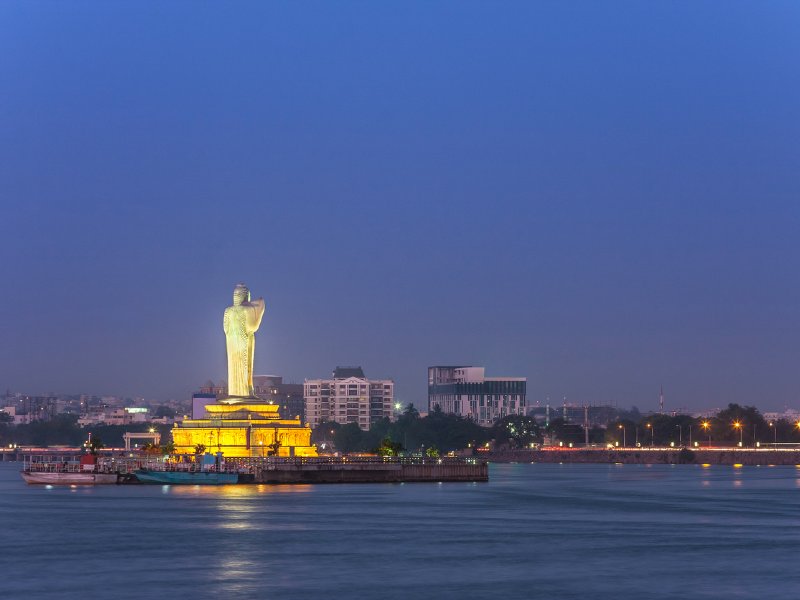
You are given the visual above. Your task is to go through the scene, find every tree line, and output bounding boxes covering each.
[0,414,173,449]
[311,404,542,454]
[602,404,800,447]
[315,403,800,454]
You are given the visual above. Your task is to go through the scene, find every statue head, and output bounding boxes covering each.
[233,283,250,306]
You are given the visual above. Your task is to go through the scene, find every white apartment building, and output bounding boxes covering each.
[304,366,394,431]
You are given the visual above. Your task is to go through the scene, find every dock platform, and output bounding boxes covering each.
[240,457,488,484]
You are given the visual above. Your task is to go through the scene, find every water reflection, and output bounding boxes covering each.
[166,484,313,497]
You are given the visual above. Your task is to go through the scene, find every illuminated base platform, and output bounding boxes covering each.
[172,402,317,458]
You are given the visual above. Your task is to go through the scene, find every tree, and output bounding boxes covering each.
[141,442,161,455]
[491,415,541,448]
[194,443,206,455]
[546,418,585,444]
[154,405,176,419]
[711,404,768,446]
[87,436,105,455]
[311,420,341,445]
[377,436,403,457]
[161,441,177,455]
[425,446,440,458]
[267,439,281,456]
[333,423,363,454]
[401,403,420,420]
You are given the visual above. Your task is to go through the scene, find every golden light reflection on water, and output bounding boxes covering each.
[166,484,313,497]
[218,556,257,580]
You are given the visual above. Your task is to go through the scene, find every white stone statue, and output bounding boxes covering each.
[223,283,265,398]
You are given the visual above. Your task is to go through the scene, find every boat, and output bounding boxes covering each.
[21,454,118,485]
[21,471,119,485]
[133,468,238,485]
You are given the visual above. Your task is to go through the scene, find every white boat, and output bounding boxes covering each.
[21,471,118,485]
[21,454,118,485]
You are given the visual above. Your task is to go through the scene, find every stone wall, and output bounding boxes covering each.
[486,448,800,465]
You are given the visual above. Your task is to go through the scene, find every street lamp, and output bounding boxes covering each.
[646,423,653,447]
[618,424,626,447]
[769,422,776,445]
[701,421,711,446]
[733,421,743,447]
[676,424,682,446]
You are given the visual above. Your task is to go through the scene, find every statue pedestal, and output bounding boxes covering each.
[218,396,260,405]
[172,400,317,458]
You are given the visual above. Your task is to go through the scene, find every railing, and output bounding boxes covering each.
[224,456,484,468]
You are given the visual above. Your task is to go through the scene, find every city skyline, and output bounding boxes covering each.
[2,3,799,411]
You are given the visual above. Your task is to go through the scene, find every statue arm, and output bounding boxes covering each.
[248,298,266,331]
[223,308,231,334]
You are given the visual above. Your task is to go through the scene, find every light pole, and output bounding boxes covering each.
[635,426,639,447]
[676,425,682,446]
[618,424,626,447]
[646,423,653,447]
[769,422,776,445]
[688,425,692,447]
[733,421,743,447]
[701,421,711,446]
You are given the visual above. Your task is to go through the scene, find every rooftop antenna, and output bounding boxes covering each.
[659,385,664,414]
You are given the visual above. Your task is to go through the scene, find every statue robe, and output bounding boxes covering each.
[223,299,265,397]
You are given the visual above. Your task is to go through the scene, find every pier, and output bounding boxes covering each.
[234,456,488,484]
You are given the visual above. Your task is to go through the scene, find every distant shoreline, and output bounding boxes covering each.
[486,448,800,466]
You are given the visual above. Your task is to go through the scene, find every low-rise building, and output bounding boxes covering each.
[78,407,149,426]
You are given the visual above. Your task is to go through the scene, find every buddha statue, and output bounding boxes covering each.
[223,283,265,399]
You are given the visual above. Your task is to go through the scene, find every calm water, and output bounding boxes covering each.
[1,462,799,600]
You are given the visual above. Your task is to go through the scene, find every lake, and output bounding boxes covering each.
[1,462,798,599]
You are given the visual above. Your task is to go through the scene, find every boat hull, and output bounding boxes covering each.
[21,472,118,485]
[134,469,238,485]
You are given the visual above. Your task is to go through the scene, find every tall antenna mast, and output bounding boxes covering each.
[659,385,664,413]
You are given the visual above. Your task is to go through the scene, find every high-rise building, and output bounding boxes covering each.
[428,366,526,426]
[304,366,394,430]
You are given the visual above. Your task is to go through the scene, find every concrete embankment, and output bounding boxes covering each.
[486,449,800,466]
[251,459,488,483]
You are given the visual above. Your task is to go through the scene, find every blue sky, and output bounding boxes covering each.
[1,2,799,411]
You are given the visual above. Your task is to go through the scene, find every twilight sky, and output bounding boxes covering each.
[1,2,799,412]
